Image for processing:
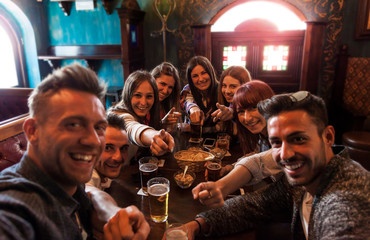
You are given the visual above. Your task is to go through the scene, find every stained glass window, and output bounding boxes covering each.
[262,45,289,71]
[222,46,247,70]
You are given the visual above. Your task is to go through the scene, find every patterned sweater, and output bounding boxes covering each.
[197,147,370,239]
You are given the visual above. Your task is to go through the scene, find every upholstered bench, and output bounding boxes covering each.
[331,45,370,170]
[0,114,28,172]
[342,131,370,171]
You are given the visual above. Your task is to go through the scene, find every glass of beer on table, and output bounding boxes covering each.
[206,158,222,181]
[216,133,230,151]
[190,121,202,143]
[166,223,188,240]
[147,177,170,223]
[139,156,158,194]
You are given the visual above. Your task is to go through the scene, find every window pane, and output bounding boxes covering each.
[223,46,247,70]
[262,45,289,71]
[0,24,18,87]
[212,2,306,32]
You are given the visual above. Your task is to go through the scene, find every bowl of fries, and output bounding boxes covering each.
[174,149,214,172]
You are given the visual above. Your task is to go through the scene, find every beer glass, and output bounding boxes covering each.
[147,177,170,223]
[166,223,188,240]
[206,159,222,181]
[190,121,202,143]
[216,133,230,151]
[139,157,158,194]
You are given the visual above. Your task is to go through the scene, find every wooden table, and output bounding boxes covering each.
[106,131,256,240]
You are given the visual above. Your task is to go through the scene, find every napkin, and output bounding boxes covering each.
[137,188,148,196]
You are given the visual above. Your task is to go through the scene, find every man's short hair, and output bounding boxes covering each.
[106,112,126,131]
[257,91,328,134]
[28,63,106,121]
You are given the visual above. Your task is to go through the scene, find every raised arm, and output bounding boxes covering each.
[193,149,281,208]
[118,112,174,156]
[192,165,252,208]
[86,185,150,240]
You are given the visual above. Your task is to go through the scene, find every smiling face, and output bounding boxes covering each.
[237,106,266,134]
[131,81,155,118]
[95,126,128,179]
[268,110,334,191]
[221,76,242,103]
[27,89,107,194]
[191,65,211,91]
[156,74,175,102]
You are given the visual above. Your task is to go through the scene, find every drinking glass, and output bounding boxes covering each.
[190,121,202,143]
[139,156,158,194]
[216,133,230,151]
[206,159,222,181]
[147,177,170,223]
[166,223,188,240]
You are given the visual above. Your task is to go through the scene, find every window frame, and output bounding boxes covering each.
[212,30,304,93]
[0,15,28,88]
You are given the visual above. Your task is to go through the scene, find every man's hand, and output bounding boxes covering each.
[104,206,150,240]
[162,219,205,240]
[189,107,204,125]
[211,103,233,122]
[150,129,175,156]
[192,182,225,209]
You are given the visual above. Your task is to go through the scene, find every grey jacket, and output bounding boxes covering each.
[197,147,370,239]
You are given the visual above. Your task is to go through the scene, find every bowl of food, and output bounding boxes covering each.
[174,170,196,189]
[174,149,214,172]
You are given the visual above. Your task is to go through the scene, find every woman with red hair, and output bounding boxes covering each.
[192,80,282,208]
[233,80,274,155]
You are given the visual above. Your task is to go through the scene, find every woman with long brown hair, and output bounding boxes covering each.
[109,70,174,157]
[213,65,252,135]
[151,62,182,131]
[180,56,219,133]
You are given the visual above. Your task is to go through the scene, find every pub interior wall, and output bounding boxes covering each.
[6,0,370,100]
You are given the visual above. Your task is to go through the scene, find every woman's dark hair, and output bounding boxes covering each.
[232,80,275,154]
[110,70,161,129]
[258,91,328,135]
[186,56,219,114]
[151,62,181,113]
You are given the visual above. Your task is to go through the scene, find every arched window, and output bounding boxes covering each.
[212,1,306,32]
[210,1,307,93]
[0,17,23,87]
[0,1,41,88]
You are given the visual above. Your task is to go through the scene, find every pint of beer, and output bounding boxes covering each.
[139,157,158,194]
[206,159,222,181]
[166,223,188,240]
[190,121,202,143]
[147,177,170,223]
[216,133,230,150]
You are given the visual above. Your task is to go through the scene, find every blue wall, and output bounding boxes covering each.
[47,2,121,45]
[47,1,124,89]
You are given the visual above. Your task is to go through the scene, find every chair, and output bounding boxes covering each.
[331,45,370,170]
